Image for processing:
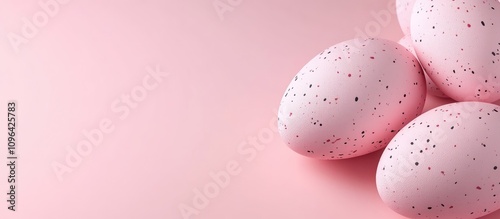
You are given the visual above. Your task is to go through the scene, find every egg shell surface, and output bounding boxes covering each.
[278,38,426,159]
[411,0,500,102]
[377,101,500,219]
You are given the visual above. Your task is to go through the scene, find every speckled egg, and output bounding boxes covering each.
[411,0,500,102]
[277,38,426,159]
[396,0,417,35]
[376,102,500,219]
[398,35,448,98]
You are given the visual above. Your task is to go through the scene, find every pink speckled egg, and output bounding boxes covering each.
[277,38,426,159]
[398,35,449,98]
[396,0,417,35]
[376,102,500,219]
[411,0,500,102]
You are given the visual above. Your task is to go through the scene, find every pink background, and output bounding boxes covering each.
[0,0,499,218]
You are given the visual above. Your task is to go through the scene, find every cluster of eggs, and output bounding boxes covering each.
[277,0,500,218]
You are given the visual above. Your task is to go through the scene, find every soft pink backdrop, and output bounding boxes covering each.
[0,0,499,218]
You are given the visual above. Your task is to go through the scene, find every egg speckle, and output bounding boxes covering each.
[278,38,426,159]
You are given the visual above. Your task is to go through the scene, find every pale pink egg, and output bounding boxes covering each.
[398,35,448,98]
[277,38,426,159]
[411,0,500,102]
[377,102,500,219]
